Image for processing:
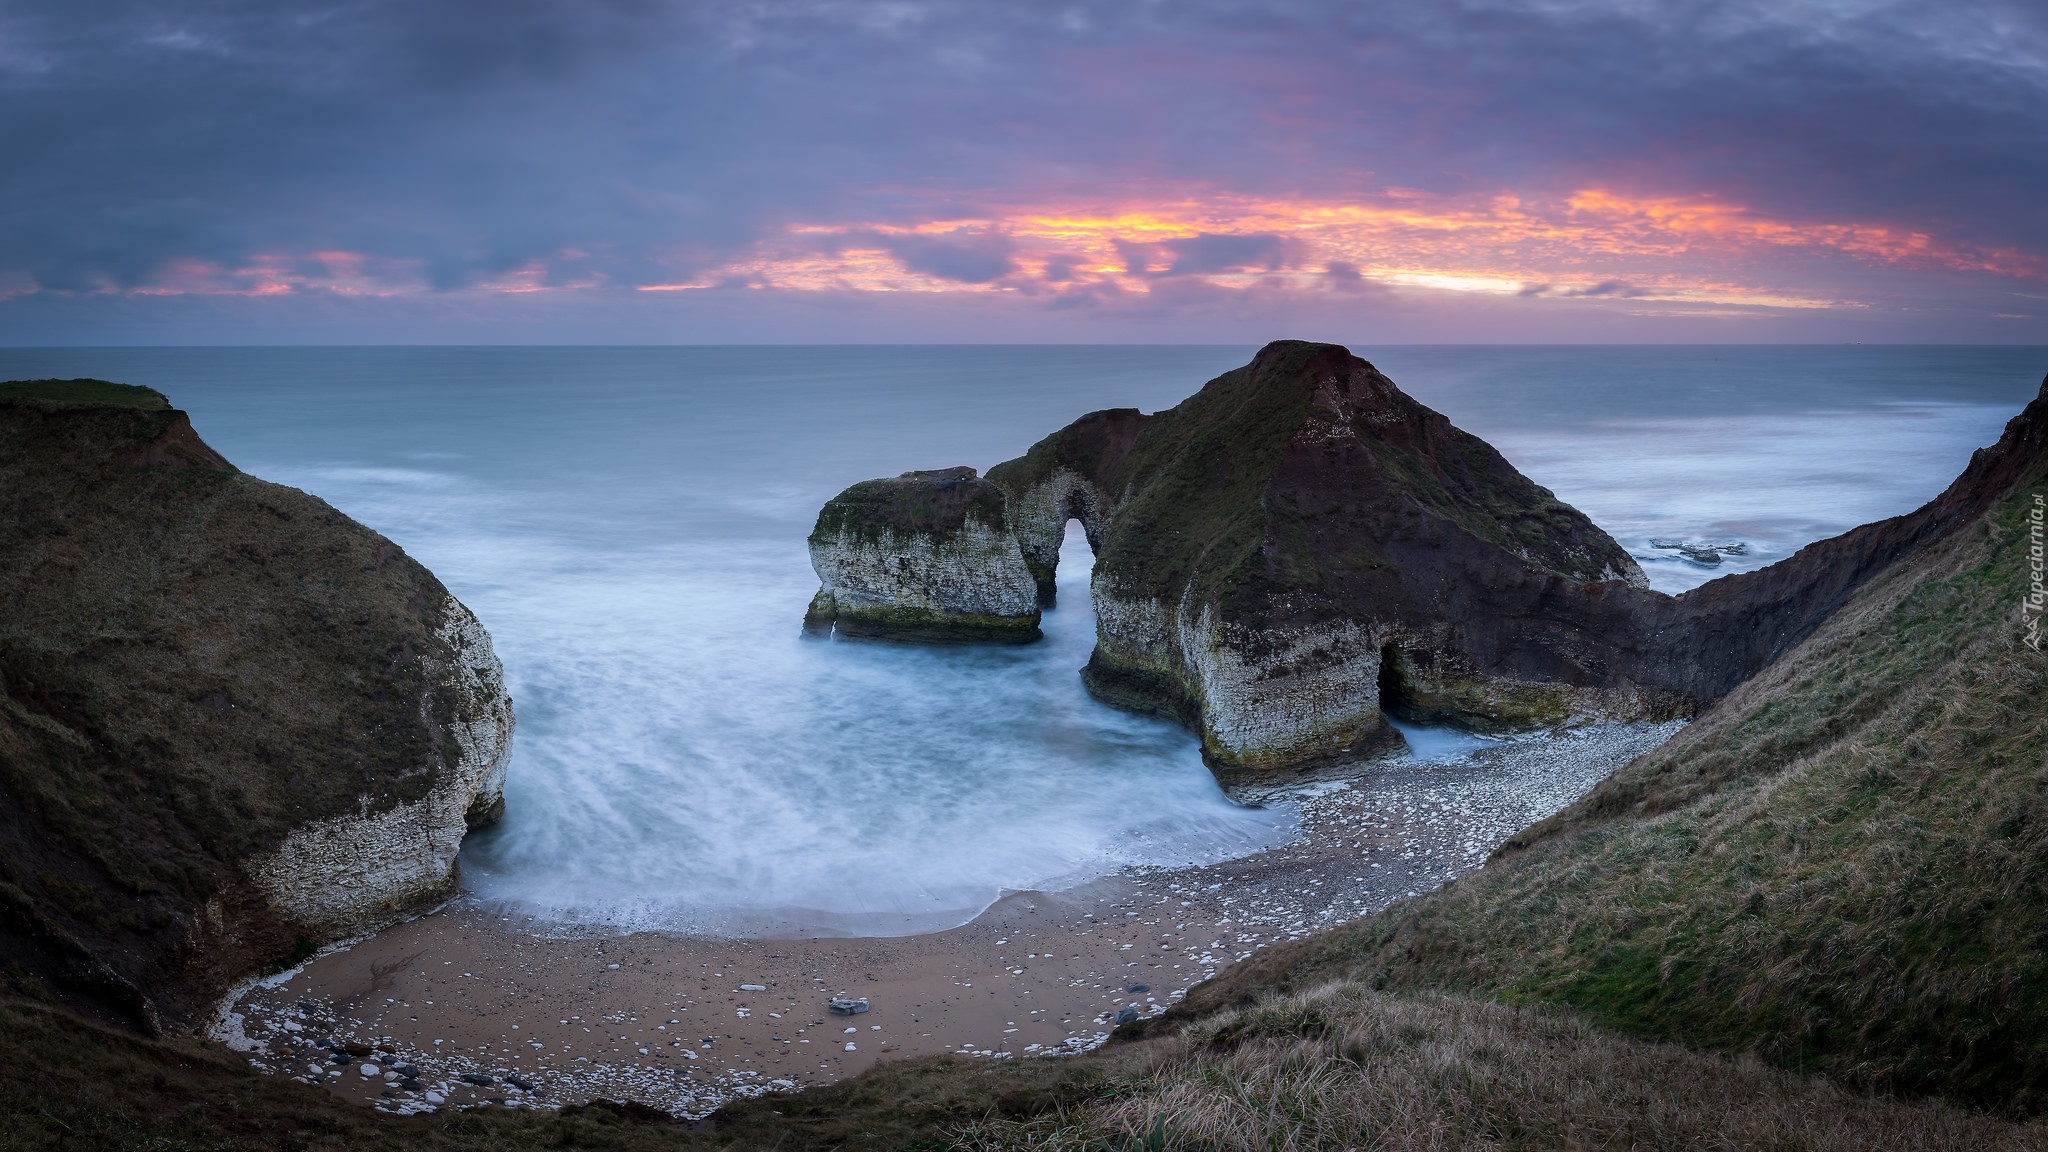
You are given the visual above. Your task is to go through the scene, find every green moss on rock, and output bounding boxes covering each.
[804,467,1041,643]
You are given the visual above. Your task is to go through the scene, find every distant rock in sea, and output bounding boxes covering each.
[0,379,512,1032]
[803,466,1041,642]
[1649,537,1749,565]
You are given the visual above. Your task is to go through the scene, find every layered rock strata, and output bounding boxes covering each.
[0,379,513,1032]
[803,466,1041,642]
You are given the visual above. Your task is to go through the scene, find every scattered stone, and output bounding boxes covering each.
[460,1074,497,1086]
[359,1064,379,1077]
[1126,984,1149,993]
[827,998,870,1015]
[738,983,766,991]
[1114,1007,1140,1025]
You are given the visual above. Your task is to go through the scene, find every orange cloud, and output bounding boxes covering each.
[121,251,428,297]
[641,188,2046,309]
[58,187,2044,307]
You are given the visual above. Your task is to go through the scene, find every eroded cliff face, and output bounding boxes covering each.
[245,598,513,936]
[994,342,1664,770]
[0,380,514,1032]
[985,408,1151,605]
[806,344,2048,779]
[804,467,1041,641]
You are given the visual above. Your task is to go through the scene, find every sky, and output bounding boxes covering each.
[3,0,2046,344]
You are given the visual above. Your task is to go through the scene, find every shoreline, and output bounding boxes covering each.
[216,719,1683,1118]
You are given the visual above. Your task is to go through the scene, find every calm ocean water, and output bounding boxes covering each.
[3,345,2039,935]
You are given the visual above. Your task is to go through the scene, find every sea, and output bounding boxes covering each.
[4,345,2039,936]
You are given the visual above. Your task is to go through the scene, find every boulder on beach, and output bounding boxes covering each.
[0,379,513,1032]
[802,467,1041,642]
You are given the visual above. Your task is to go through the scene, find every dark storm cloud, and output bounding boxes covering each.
[0,0,2042,309]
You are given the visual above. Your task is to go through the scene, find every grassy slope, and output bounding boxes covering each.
[1172,479,2048,1111]
[8,987,2044,1152]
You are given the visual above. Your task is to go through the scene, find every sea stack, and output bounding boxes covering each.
[0,379,513,1031]
[802,340,2018,781]
[803,466,1041,642]
[997,341,1663,772]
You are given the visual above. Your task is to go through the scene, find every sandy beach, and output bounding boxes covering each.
[213,720,1682,1118]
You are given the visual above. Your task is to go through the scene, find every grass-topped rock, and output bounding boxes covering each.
[0,380,513,1034]
[811,342,2026,781]
[803,466,1041,642]
[984,341,1662,775]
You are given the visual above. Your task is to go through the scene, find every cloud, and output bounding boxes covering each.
[872,230,1016,283]
[0,0,2042,338]
[1164,233,1285,275]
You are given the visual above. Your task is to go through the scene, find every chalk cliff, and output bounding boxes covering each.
[808,341,2046,779]
[803,466,1041,642]
[990,341,1660,772]
[0,380,513,1032]
[1170,374,2048,1110]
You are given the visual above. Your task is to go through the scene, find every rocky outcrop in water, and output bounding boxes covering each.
[985,408,1152,606]
[0,379,513,1032]
[810,342,2048,780]
[803,466,1041,642]
[988,342,1662,773]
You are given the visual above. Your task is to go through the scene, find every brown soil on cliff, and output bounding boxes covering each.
[0,383,492,1032]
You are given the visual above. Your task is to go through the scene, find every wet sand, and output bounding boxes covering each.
[213,721,1682,1117]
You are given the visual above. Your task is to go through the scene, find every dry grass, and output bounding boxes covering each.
[1168,482,2048,1110]
[957,983,2048,1152]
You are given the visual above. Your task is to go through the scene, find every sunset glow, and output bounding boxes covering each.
[2,1,2041,341]
[631,187,2014,311]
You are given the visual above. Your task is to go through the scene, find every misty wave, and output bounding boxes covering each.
[55,344,2029,940]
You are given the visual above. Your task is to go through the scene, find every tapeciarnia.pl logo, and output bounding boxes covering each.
[2027,493,2045,652]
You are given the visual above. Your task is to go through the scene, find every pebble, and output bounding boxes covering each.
[213,721,1681,1124]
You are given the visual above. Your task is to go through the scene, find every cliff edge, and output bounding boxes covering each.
[0,380,513,1033]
